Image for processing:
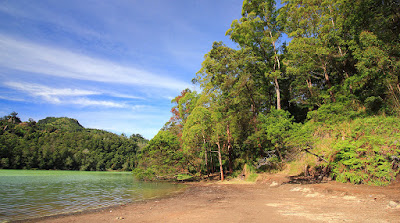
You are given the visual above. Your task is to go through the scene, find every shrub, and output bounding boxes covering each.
[132,168,156,181]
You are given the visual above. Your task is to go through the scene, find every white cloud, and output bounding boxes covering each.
[4,81,129,108]
[0,2,105,41]
[0,95,25,102]
[72,98,126,108]
[0,34,189,91]
[5,81,99,97]
[106,92,144,100]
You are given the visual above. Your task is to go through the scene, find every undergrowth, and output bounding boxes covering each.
[291,115,400,186]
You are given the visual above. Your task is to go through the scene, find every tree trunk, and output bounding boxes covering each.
[216,141,224,181]
[274,77,281,110]
[323,64,336,102]
[269,30,282,110]
[306,78,313,96]
[226,125,233,173]
[202,133,209,176]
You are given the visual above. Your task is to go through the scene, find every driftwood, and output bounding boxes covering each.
[256,150,276,169]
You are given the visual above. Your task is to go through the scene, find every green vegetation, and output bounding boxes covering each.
[134,0,400,185]
[2,0,399,185]
[0,112,148,171]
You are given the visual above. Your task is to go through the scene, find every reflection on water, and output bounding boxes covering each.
[0,170,185,222]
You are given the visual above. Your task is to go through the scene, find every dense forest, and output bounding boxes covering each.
[134,0,400,185]
[0,112,148,171]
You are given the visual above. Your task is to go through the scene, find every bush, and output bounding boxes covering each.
[132,168,156,181]
[175,174,193,181]
[309,116,400,185]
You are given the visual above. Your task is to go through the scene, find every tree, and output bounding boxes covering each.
[227,0,284,110]
[182,106,212,175]
[196,42,265,174]
[257,108,296,161]
[164,89,199,139]
[135,130,185,180]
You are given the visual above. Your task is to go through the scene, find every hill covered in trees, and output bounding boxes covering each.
[0,112,148,171]
[134,0,400,185]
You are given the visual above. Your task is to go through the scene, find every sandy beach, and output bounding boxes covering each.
[25,176,400,223]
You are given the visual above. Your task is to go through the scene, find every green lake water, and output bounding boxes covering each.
[0,170,185,222]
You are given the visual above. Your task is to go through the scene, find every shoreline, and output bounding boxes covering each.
[19,179,400,223]
[15,183,190,223]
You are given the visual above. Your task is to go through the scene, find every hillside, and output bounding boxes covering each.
[0,112,147,171]
[37,117,84,132]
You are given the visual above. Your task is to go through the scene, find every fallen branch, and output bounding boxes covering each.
[302,147,328,163]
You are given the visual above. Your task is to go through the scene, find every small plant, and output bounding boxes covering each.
[246,173,259,182]
[242,164,259,182]
[175,174,193,181]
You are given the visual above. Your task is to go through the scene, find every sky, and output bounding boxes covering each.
[0,0,245,139]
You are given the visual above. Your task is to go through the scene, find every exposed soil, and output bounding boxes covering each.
[26,175,400,223]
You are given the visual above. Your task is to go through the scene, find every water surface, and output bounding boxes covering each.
[0,170,185,222]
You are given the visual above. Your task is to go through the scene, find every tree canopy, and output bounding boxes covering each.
[134,0,400,185]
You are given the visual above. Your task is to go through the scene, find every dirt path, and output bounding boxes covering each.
[29,178,400,223]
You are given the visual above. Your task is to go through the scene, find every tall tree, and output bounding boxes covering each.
[227,0,284,110]
[182,106,212,175]
[196,42,266,172]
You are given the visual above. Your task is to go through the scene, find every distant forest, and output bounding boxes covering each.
[133,0,400,185]
[0,112,148,171]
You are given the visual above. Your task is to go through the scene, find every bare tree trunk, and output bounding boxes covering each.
[397,83,400,93]
[210,150,214,174]
[274,77,281,110]
[226,125,233,173]
[216,141,224,181]
[323,64,336,102]
[306,78,314,96]
[269,30,282,110]
[202,133,209,176]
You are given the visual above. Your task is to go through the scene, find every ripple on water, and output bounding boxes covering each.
[0,170,185,222]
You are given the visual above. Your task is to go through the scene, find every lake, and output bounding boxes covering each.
[0,170,185,222]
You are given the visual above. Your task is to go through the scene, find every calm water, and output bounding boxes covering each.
[0,170,185,222]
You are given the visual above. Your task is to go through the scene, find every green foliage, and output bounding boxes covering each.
[243,164,258,182]
[0,113,144,171]
[307,102,364,124]
[328,117,400,185]
[132,168,155,181]
[37,117,84,132]
[258,108,295,147]
[296,116,400,186]
[175,174,193,181]
[247,173,259,182]
[134,130,185,180]
[136,0,399,186]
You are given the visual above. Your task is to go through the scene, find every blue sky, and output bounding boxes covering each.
[0,0,245,139]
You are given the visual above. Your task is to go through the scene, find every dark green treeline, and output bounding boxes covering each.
[0,112,148,171]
